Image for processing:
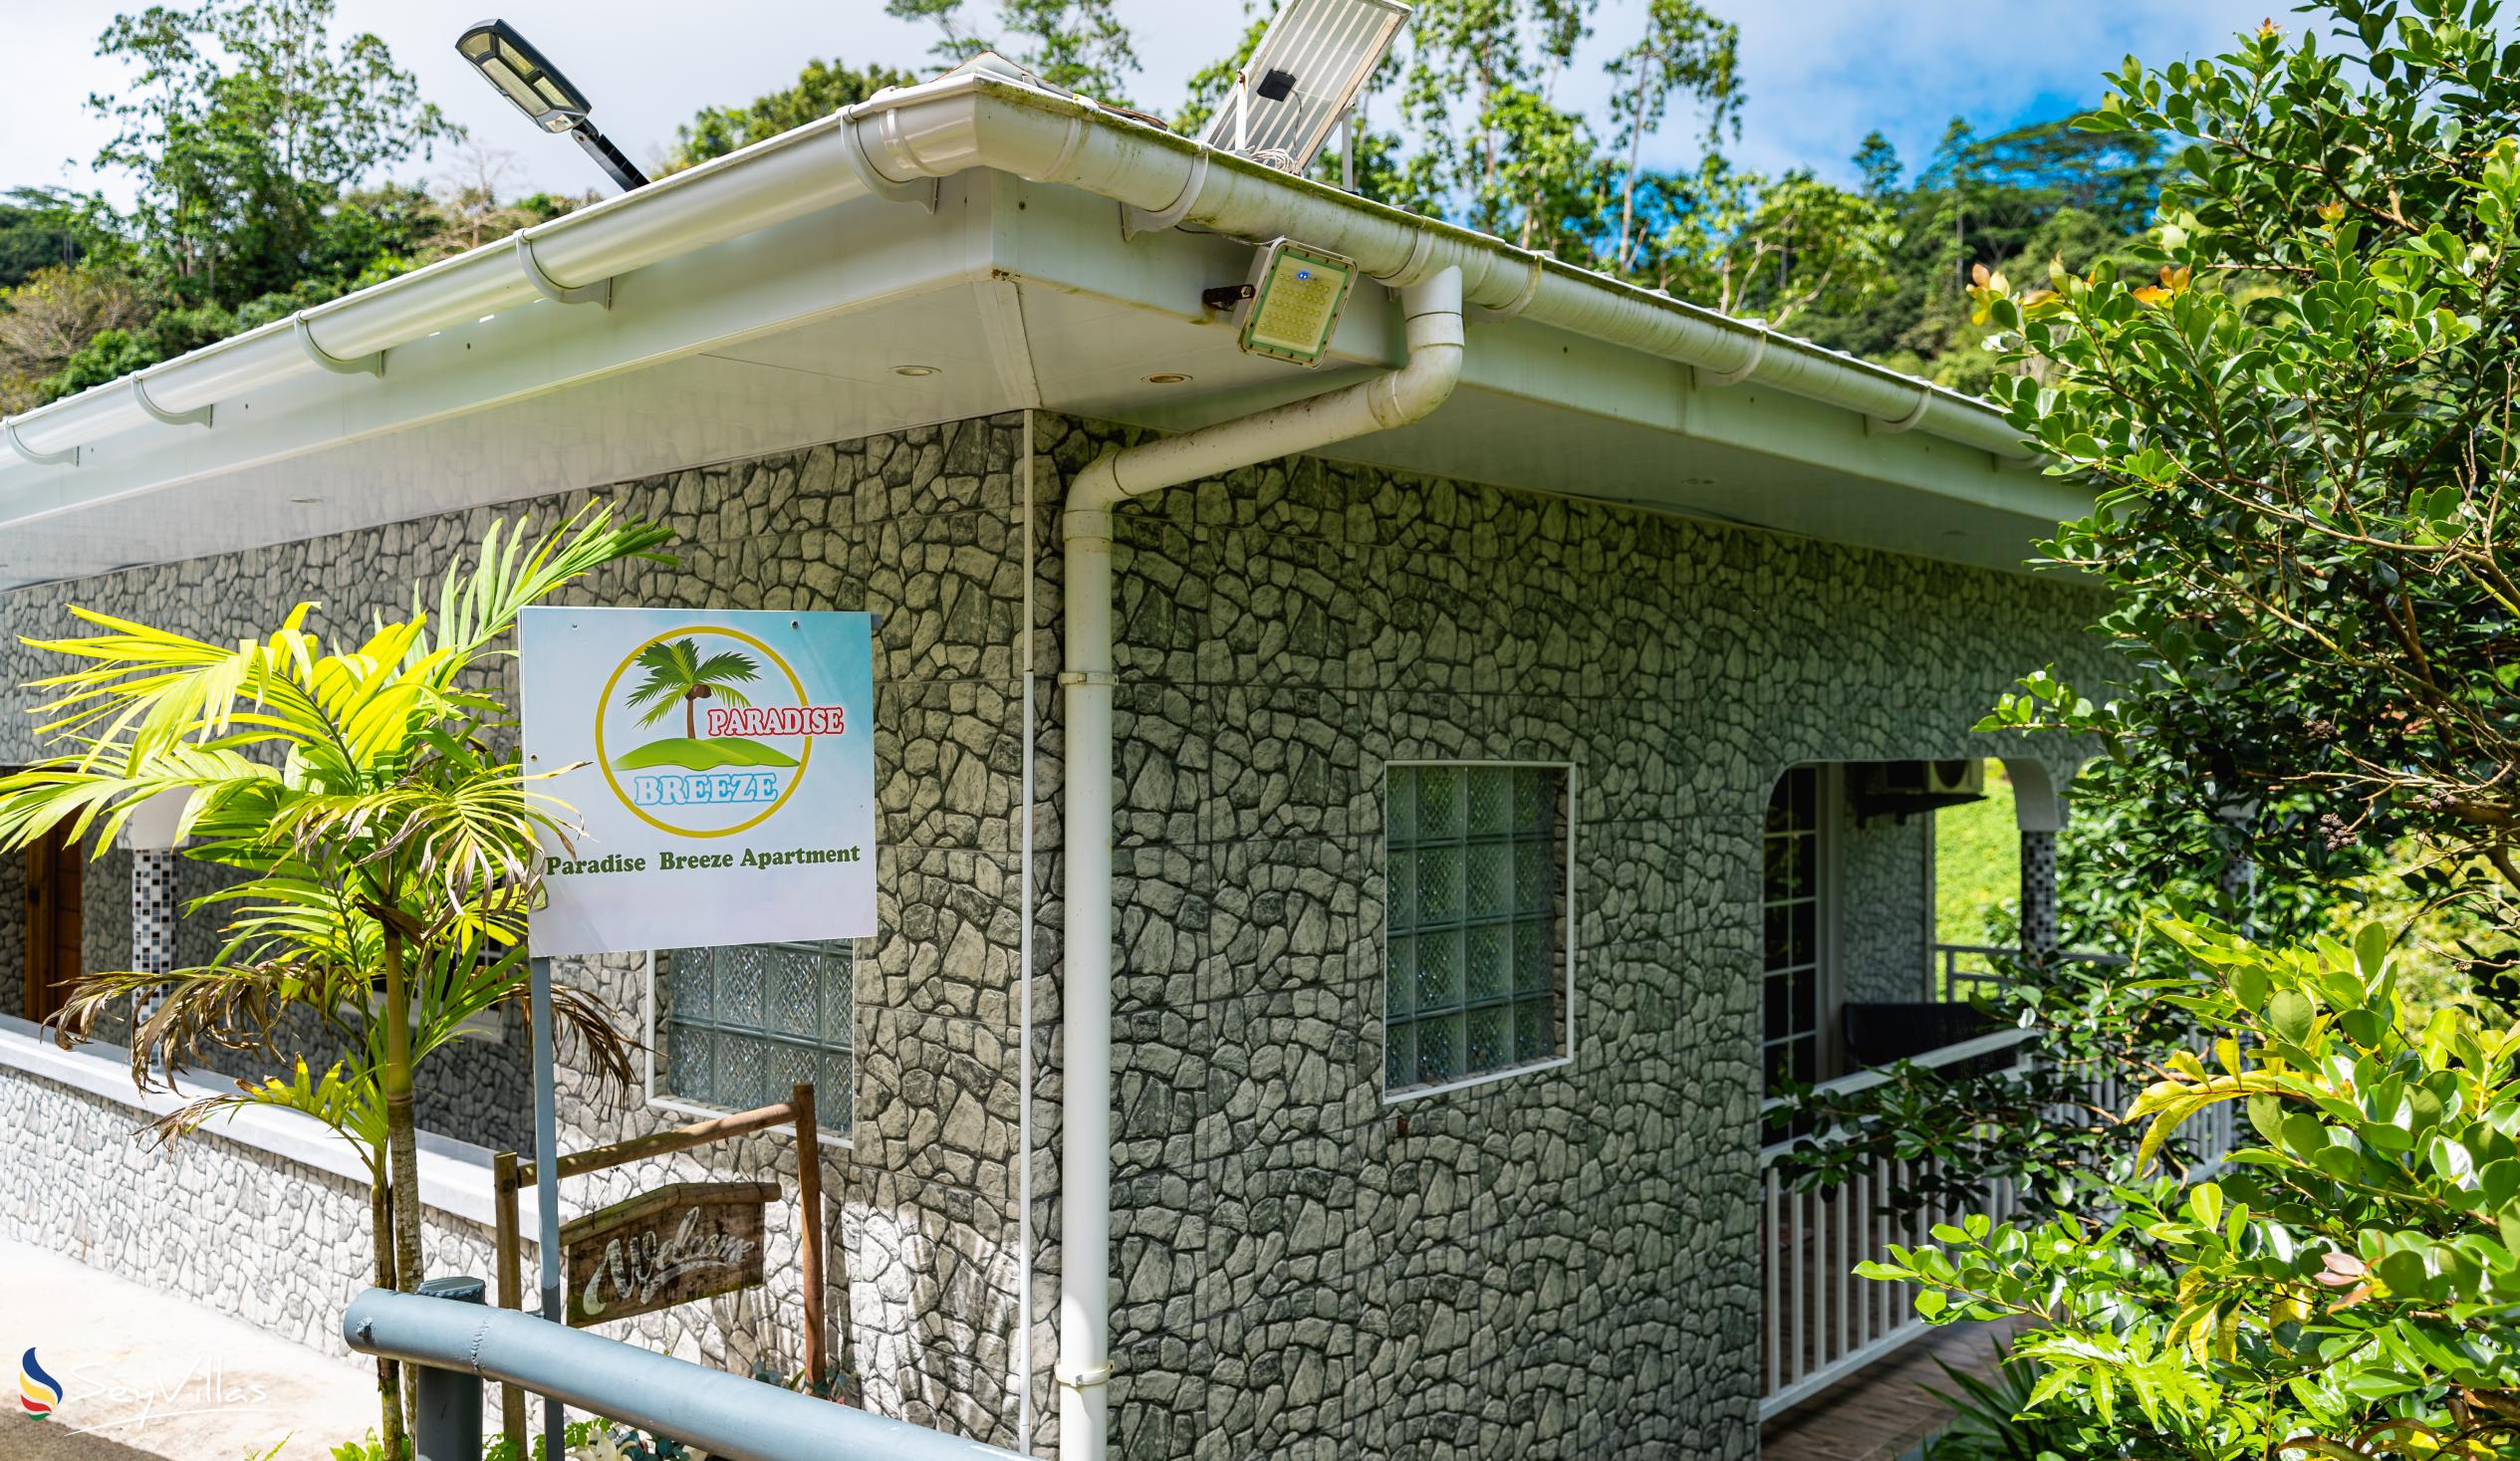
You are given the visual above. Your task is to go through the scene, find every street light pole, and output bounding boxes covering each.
[568,126,649,194]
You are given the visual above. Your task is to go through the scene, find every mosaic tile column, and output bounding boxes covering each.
[2220,846,2258,936]
[2019,829,2059,961]
[131,848,178,1027]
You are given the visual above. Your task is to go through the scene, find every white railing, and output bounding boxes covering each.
[1757,1019,2236,1420]
[1932,942,2130,1002]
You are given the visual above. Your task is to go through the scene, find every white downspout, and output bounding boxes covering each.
[1055,266,1464,1461]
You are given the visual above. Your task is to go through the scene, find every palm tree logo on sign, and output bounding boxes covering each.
[595,627,840,839]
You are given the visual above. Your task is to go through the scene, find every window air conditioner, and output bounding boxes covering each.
[1852,759,1987,820]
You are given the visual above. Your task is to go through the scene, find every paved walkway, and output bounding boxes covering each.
[1760,1317,2025,1461]
[0,1414,169,1461]
[0,1235,379,1460]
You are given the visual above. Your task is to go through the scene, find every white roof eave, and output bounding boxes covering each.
[0,67,2037,492]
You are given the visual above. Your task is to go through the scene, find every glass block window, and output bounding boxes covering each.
[657,940,853,1133]
[1385,763,1570,1095]
[1763,767,1826,1096]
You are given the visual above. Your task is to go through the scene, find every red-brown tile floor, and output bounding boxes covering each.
[1759,1317,2026,1461]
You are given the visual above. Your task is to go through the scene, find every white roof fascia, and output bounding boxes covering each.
[0,66,2035,492]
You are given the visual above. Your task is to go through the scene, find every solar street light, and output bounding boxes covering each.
[1200,0,1411,174]
[456,20,650,194]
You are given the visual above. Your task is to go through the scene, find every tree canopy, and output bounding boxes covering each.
[665,58,919,172]
[88,0,457,307]
[1838,5,2520,1452]
[1977,0,2520,950]
[0,0,595,413]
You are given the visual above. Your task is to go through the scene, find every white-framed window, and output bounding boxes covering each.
[1762,766,1834,1095]
[648,940,855,1137]
[1383,761,1575,1099]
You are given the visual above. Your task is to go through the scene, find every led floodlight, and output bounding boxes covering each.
[1232,239,1359,366]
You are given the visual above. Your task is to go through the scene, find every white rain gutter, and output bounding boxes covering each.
[1053,267,1462,1461]
[0,65,2021,476]
[0,111,895,467]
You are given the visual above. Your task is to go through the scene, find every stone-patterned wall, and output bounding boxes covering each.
[0,403,2106,1461]
[57,847,537,1153]
[0,851,21,1020]
[1051,411,2108,1461]
[0,416,1037,1447]
[1837,808,1930,1004]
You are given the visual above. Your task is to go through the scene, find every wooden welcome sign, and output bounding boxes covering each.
[492,1084,835,1455]
[561,1180,779,1326]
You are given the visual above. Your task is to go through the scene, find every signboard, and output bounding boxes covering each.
[521,608,878,955]
[560,1180,780,1327]
[490,1087,834,1450]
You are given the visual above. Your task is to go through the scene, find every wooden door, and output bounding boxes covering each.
[24,830,83,1023]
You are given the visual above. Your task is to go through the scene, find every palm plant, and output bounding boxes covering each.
[623,637,760,740]
[0,505,672,1452]
[1919,1342,2074,1460]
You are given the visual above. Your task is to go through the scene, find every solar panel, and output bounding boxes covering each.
[1200,0,1411,174]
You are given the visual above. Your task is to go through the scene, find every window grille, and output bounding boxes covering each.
[1385,763,1570,1095]
[1763,767,1825,1096]
[657,939,853,1132]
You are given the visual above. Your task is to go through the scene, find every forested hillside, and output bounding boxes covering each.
[0,0,2164,416]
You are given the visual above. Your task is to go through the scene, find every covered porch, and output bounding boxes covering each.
[1751,755,2240,1447]
[1748,753,2065,1427]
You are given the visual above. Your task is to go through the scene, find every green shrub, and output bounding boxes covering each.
[1864,919,2520,1457]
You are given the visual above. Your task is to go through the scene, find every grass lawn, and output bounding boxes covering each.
[1934,759,2019,945]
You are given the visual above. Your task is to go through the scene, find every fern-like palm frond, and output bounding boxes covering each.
[147,1057,389,1165]
[691,649,760,711]
[625,638,705,726]
[422,504,676,663]
[4,504,673,1459]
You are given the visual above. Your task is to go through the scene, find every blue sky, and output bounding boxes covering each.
[2,1,2279,208]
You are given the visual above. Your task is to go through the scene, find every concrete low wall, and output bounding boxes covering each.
[0,1050,508,1361]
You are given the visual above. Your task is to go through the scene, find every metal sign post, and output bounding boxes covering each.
[531,954,565,1457]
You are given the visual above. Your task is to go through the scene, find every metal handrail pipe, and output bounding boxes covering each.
[343,1287,1019,1461]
